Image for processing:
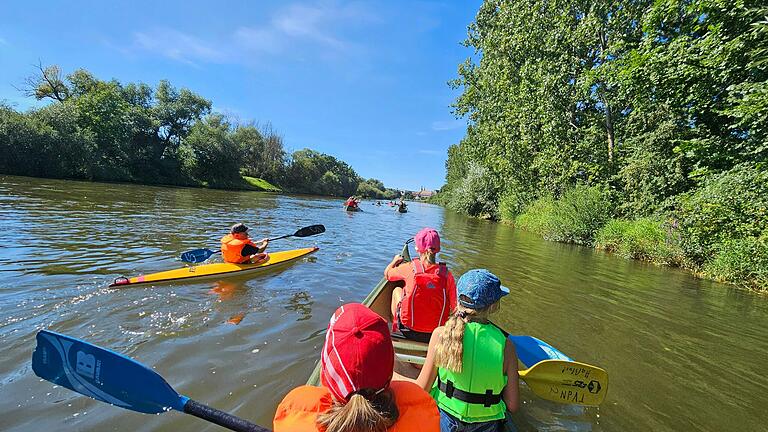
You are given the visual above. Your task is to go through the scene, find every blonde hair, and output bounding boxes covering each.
[419,249,437,265]
[316,388,399,432]
[434,301,499,373]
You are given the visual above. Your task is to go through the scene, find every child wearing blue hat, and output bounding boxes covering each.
[411,269,519,432]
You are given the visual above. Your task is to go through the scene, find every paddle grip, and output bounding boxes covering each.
[184,399,270,432]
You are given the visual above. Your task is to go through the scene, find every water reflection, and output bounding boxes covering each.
[1,176,768,432]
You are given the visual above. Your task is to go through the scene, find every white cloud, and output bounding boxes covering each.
[131,29,227,66]
[124,2,374,66]
[431,120,464,131]
[235,2,370,59]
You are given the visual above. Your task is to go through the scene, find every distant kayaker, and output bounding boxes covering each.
[385,228,457,342]
[273,303,440,432]
[344,196,360,209]
[406,269,520,431]
[220,223,269,264]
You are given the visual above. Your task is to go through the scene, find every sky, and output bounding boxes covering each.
[0,0,482,191]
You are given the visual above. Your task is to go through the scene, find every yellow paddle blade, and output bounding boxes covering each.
[519,359,608,406]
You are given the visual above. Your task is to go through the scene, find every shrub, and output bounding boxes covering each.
[676,164,768,265]
[514,195,556,235]
[703,235,768,291]
[515,185,613,245]
[595,218,683,265]
[447,162,500,219]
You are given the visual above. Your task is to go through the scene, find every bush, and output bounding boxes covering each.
[703,235,768,291]
[447,162,499,219]
[498,187,535,222]
[514,195,556,235]
[595,218,683,265]
[516,185,613,246]
[676,164,768,265]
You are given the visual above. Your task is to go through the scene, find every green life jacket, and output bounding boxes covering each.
[432,321,507,423]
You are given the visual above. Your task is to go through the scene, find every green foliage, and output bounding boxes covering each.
[515,186,613,246]
[235,122,286,184]
[703,234,768,291]
[438,0,768,288]
[284,149,361,196]
[181,114,243,187]
[514,195,556,236]
[676,163,768,264]
[595,218,684,265]
[446,161,499,219]
[2,65,389,197]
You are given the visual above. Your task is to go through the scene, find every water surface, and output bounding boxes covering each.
[1,176,766,431]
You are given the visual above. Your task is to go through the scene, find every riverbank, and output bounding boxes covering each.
[506,180,767,292]
[430,172,767,292]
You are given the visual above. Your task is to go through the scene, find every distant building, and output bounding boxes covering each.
[413,187,435,200]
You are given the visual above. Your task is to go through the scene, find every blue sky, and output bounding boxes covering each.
[0,0,482,191]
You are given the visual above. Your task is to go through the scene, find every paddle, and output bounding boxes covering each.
[180,224,326,263]
[496,330,608,406]
[32,330,269,432]
[395,351,607,406]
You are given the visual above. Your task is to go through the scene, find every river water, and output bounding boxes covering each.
[0,175,766,431]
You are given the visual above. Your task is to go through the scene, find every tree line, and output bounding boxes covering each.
[0,64,398,199]
[438,0,767,289]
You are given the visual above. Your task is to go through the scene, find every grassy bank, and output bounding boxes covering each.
[242,176,281,192]
[500,166,768,292]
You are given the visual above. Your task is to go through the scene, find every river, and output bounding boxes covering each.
[1,175,766,431]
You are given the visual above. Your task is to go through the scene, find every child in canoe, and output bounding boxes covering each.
[273,303,440,432]
[220,223,269,264]
[385,228,457,342]
[411,269,520,432]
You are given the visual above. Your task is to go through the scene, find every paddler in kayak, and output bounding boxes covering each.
[407,269,519,431]
[220,223,269,264]
[385,228,457,343]
[273,303,440,432]
[344,196,360,209]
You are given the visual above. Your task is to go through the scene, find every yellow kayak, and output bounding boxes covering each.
[109,247,319,288]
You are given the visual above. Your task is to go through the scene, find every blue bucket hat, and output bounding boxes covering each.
[457,269,510,310]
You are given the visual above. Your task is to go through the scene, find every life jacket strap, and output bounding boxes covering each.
[437,378,502,408]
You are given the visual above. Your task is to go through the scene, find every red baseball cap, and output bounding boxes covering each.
[415,227,441,253]
[320,303,394,401]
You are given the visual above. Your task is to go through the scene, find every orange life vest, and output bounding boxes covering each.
[273,381,440,432]
[399,258,450,333]
[220,234,254,264]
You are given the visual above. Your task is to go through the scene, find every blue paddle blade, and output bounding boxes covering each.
[32,330,188,414]
[509,335,572,369]
[180,248,217,263]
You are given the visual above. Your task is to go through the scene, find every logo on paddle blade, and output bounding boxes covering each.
[76,351,96,379]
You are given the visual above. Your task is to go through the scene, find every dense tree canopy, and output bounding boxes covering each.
[443,0,767,218]
[439,0,767,288]
[1,66,393,196]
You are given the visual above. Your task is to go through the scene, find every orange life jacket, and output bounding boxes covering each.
[220,234,254,264]
[399,258,450,333]
[273,381,440,432]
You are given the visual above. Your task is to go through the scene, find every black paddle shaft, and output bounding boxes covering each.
[184,399,270,432]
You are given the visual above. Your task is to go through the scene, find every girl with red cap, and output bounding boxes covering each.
[385,228,458,342]
[410,269,519,432]
[273,303,440,432]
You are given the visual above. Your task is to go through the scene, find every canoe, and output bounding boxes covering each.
[344,205,362,212]
[397,207,407,213]
[307,241,423,385]
[109,246,319,288]
[305,242,576,428]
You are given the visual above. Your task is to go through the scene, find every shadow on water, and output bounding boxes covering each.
[1,176,768,431]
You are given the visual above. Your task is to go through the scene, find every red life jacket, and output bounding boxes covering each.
[399,258,449,333]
